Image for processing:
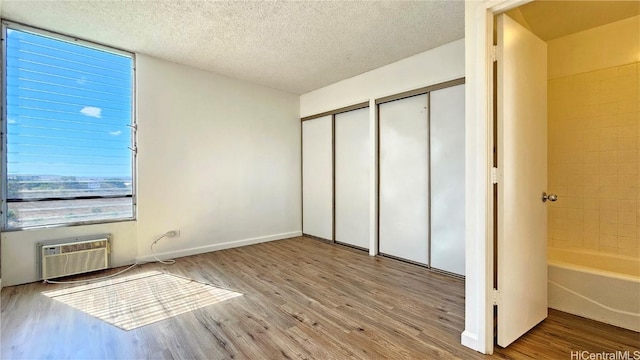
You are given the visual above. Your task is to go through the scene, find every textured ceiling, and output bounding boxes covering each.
[506,1,640,41]
[0,1,464,94]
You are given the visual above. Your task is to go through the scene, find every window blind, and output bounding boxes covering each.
[4,26,135,228]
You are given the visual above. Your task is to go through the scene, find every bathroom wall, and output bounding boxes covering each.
[547,16,640,258]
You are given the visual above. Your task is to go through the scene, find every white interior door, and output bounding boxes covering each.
[379,95,429,265]
[496,14,548,347]
[430,84,465,276]
[302,116,333,240]
[335,108,370,249]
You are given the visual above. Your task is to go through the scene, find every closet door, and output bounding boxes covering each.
[430,84,465,276]
[302,116,333,240]
[335,107,370,249]
[379,95,429,265]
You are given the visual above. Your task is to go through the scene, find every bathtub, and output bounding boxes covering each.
[548,247,640,332]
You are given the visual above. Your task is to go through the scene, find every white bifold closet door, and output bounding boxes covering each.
[379,95,429,265]
[429,84,465,276]
[302,116,333,240]
[335,107,370,249]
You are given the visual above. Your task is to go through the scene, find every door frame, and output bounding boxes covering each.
[462,0,532,354]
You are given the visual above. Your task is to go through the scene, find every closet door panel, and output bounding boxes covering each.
[302,116,333,240]
[335,108,370,249]
[430,84,466,276]
[379,95,429,265]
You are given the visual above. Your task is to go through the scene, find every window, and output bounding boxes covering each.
[1,22,136,229]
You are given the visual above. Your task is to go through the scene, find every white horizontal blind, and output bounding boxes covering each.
[3,25,135,228]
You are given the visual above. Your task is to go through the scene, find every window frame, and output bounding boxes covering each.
[0,20,137,231]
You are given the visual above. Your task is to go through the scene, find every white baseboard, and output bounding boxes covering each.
[461,330,480,352]
[136,231,302,263]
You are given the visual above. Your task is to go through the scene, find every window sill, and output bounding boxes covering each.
[1,218,137,233]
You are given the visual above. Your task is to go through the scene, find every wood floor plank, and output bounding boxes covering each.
[1,236,638,359]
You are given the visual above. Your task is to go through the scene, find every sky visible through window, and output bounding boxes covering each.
[6,28,133,178]
[4,27,134,228]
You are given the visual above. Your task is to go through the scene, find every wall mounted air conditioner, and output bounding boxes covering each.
[37,234,111,280]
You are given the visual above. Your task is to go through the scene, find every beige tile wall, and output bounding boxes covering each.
[548,62,639,258]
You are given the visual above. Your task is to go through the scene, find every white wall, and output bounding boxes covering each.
[300,39,465,117]
[1,221,137,286]
[300,38,465,255]
[1,54,301,286]
[134,55,301,262]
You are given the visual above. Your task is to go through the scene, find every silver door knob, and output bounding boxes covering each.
[542,192,558,202]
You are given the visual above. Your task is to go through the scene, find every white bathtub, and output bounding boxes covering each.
[548,248,640,332]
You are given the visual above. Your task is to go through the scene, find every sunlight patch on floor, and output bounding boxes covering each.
[43,271,242,330]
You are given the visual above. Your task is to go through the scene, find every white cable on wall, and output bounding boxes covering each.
[44,231,177,284]
[150,231,177,265]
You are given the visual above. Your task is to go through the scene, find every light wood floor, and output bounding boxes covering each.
[1,237,638,359]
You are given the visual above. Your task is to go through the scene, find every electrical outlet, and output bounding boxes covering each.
[166,230,180,238]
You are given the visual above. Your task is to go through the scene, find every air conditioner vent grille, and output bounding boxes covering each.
[38,235,111,280]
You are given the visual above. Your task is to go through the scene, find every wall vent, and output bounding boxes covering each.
[37,234,111,280]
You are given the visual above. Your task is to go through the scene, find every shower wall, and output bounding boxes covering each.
[547,16,640,259]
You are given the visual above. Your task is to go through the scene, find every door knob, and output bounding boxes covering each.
[542,192,558,203]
